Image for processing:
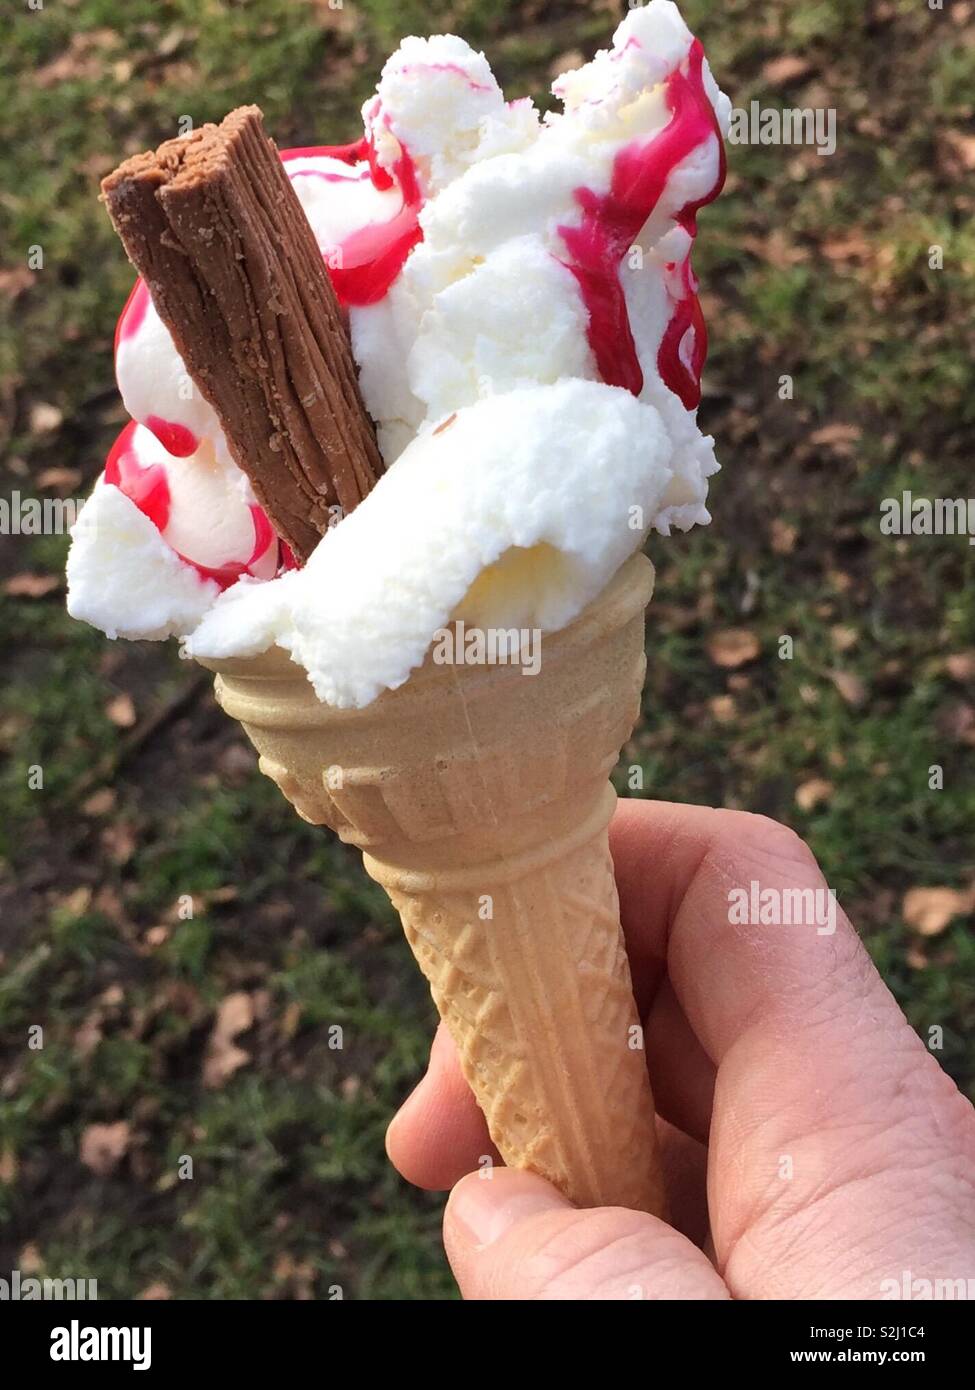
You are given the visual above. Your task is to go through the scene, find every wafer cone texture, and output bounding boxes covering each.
[198,554,664,1214]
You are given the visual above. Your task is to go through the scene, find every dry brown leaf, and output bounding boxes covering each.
[29,402,63,434]
[741,231,805,269]
[940,702,975,744]
[829,669,867,707]
[771,518,797,554]
[707,628,760,668]
[708,695,737,724]
[830,625,859,653]
[35,30,119,87]
[93,887,126,926]
[821,233,871,264]
[74,1014,103,1059]
[272,1254,315,1299]
[81,787,116,817]
[945,651,975,681]
[902,886,974,937]
[810,423,863,454]
[3,573,60,598]
[762,55,813,85]
[944,130,975,170]
[61,885,93,918]
[651,602,699,632]
[206,885,239,905]
[795,777,834,811]
[138,1282,171,1300]
[0,267,35,298]
[101,821,137,865]
[203,1044,249,1091]
[80,1120,131,1176]
[550,47,585,77]
[217,992,254,1035]
[203,992,254,1089]
[37,466,82,490]
[105,693,137,728]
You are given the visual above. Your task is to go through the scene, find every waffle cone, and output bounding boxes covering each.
[197,553,664,1214]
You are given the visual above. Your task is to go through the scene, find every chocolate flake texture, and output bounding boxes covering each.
[102,106,385,561]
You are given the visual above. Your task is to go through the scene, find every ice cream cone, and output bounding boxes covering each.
[196,552,665,1215]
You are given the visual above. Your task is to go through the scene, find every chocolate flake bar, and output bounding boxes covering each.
[102,106,385,561]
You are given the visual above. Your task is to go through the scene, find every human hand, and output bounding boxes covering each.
[387,801,975,1299]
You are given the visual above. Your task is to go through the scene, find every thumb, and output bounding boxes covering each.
[443,1169,730,1301]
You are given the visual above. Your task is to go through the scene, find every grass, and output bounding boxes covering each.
[1,0,973,1298]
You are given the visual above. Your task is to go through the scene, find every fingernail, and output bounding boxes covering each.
[449,1170,568,1247]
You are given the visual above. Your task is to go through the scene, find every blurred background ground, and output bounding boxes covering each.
[1,0,973,1300]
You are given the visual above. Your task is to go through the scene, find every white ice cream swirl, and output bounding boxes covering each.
[67,1,730,708]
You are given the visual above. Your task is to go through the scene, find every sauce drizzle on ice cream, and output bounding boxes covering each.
[558,38,725,410]
[114,278,150,353]
[105,421,169,531]
[284,131,424,307]
[104,422,279,590]
[116,284,201,457]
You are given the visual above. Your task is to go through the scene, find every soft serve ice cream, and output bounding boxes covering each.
[67,1,730,707]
